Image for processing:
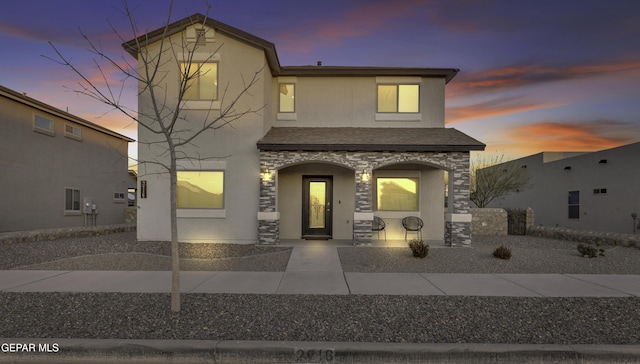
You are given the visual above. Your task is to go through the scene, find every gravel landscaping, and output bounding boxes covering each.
[1,231,640,344]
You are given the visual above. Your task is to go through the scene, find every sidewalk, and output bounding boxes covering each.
[1,246,639,297]
[2,246,640,363]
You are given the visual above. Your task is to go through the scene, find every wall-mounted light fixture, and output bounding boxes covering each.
[361,169,371,182]
[260,166,273,184]
[564,166,571,170]
[599,159,608,164]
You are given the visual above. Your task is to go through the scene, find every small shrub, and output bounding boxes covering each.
[493,245,512,260]
[577,243,604,258]
[408,239,429,258]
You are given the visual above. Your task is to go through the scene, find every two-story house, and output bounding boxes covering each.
[126,14,484,246]
[0,84,134,232]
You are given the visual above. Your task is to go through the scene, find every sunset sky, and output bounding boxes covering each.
[1,0,639,165]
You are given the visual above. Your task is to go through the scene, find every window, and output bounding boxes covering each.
[376,177,418,211]
[34,114,54,135]
[113,192,126,203]
[64,124,82,140]
[568,190,580,219]
[377,84,419,113]
[181,62,218,100]
[65,188,81,212]
[593,188,607,195]
[177,171,224,209]
[279,83,295,112]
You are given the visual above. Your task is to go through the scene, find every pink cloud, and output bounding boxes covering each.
[445,97,561,124]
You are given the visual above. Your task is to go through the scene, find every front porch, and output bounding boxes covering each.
[256,127,485,247]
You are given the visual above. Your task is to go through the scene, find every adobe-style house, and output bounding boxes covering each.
[0,85,134,232]
[484,142,640,235]
[126,14,485,246]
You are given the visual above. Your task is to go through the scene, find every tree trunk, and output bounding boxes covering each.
[169,148,180,312]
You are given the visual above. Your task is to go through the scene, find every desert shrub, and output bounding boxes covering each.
[408,239,429,258]
[493,245,512,260]
[577,243,604,258]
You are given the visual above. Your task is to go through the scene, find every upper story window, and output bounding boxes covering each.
[33,114,55,136]
[64,124,82,141]
[181,62,218,100]
[279,83,295,113]
[377,84,419,113]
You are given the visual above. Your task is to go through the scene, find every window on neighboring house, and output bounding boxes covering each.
[34,114,54,135]
[65,124,82,140]
[593,188,607,195]
[181,62,218,100]
[177,171,224,209]
[376,177,419,211]
[65,188,81,213]
[377,84,419,113]
[113,192,126,203]
[568,190,580,219]
[279,83,295,112]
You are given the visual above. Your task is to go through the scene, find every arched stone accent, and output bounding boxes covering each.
[258,150,472,246]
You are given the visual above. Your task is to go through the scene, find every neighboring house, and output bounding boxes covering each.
[484,142,640,234]
[0,85,134,232]
[126,14,485,246]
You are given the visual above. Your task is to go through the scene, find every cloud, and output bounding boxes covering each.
[498,120,639,155]
[446,96,561,124]
[450,61,640,97]
[275,0,429,55]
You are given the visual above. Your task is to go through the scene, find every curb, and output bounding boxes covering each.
[2,339,640,363]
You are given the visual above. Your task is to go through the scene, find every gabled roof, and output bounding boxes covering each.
[257,127,485,152]
[122,13,459,83]
[0,84,134,142]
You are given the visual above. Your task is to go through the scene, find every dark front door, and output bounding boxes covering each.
[302,176,333,239]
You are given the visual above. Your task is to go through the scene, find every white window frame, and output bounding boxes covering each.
[33,114,55,136]
[179,53,222,110]
[64,187,82,215]
[176,160,227,218]
[64,124,82,141]
[277,77,297,120]
[375,76,422,122]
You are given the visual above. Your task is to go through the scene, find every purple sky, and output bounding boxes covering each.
[2,0,640,163]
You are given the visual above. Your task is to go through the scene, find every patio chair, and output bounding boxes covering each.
[372,216,386,241]
[402,216,423,241]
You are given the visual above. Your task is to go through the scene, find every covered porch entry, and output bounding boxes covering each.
[256,127,485,246]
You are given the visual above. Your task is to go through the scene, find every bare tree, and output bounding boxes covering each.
[470,154,531,208]
[47,2,263,312]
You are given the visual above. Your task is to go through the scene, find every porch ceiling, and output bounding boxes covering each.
[257,127,485,152]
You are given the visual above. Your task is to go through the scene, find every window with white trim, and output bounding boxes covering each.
[377,84,419,113]
[176,171,224,209]
[113,192,126,203]
[181,62,218,100]
[34,114,54,135]
[279,83,295,112]
[65,188,81,213]
[376,177,419,211]
[64,124,82,140]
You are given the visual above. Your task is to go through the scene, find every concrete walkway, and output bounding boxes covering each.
[1,246,639,297]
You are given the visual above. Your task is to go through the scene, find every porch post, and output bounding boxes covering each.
[257,152,279,244]
[445,153,472,246]
[353,166,373,243]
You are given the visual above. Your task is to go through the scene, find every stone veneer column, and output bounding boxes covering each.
[445,153,472,246]
[353,165,373,243]
[257,153,279,244]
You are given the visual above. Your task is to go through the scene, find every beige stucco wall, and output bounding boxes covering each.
[269,76,445,129]
[0,95,131,232]
[136,26,268,243]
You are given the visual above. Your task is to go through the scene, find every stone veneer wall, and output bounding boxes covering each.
[124,207,137,224]
[0,224,136,244]
[258,150,472,246]
[470,208,508,235]
[527,226,639,248]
